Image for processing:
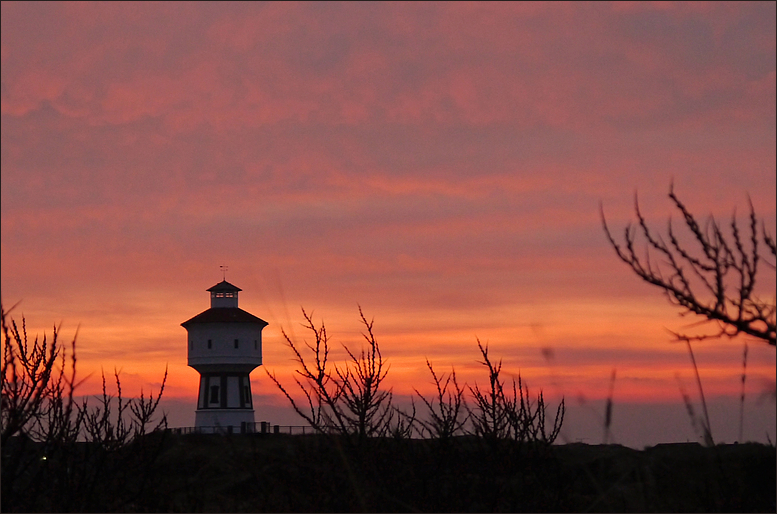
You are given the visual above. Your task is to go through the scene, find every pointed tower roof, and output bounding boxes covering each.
[206,280,242,292]
[181,308,267,327]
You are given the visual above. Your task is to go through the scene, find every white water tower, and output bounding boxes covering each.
[182,279,268,432]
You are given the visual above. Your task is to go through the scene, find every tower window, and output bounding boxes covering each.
[234,338,239,349]
[243,385,251,407]
[210,385,219,404]
[207,339,212,349]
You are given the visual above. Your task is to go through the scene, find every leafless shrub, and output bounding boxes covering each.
[266,306,398,440]
[601,184,776,345]
[266,307,340,433]
[510,376,565,445]
[270,309,564,448]
[415,359,468,440]
[467,339,511,440]
[467,339,565,445]
[1,304,79,445]
[1,305,168,511]
[388,401,417,439]
[79,367,168,449]
[337,308,394,438]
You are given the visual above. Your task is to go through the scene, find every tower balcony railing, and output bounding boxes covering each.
[168,422,313,435]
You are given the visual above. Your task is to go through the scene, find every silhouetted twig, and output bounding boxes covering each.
[415,359,468,440]
[601,184,776,345]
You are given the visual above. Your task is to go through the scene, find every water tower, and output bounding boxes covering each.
[181,279,268,432]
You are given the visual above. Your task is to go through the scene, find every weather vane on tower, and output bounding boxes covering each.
[220,265,228,281]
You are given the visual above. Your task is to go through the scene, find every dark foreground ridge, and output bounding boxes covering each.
[3,432,775,512]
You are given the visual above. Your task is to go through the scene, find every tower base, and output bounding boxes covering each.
[195,409,255,433]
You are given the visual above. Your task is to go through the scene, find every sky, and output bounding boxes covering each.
[2,1,775,447]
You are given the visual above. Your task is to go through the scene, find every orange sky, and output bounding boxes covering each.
[2,1,775,446]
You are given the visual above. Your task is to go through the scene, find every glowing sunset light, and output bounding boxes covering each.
[2,1,774,447]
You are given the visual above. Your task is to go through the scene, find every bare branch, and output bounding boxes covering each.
[602,187,776,345]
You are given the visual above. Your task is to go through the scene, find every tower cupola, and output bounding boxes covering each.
[207,280,241,308]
